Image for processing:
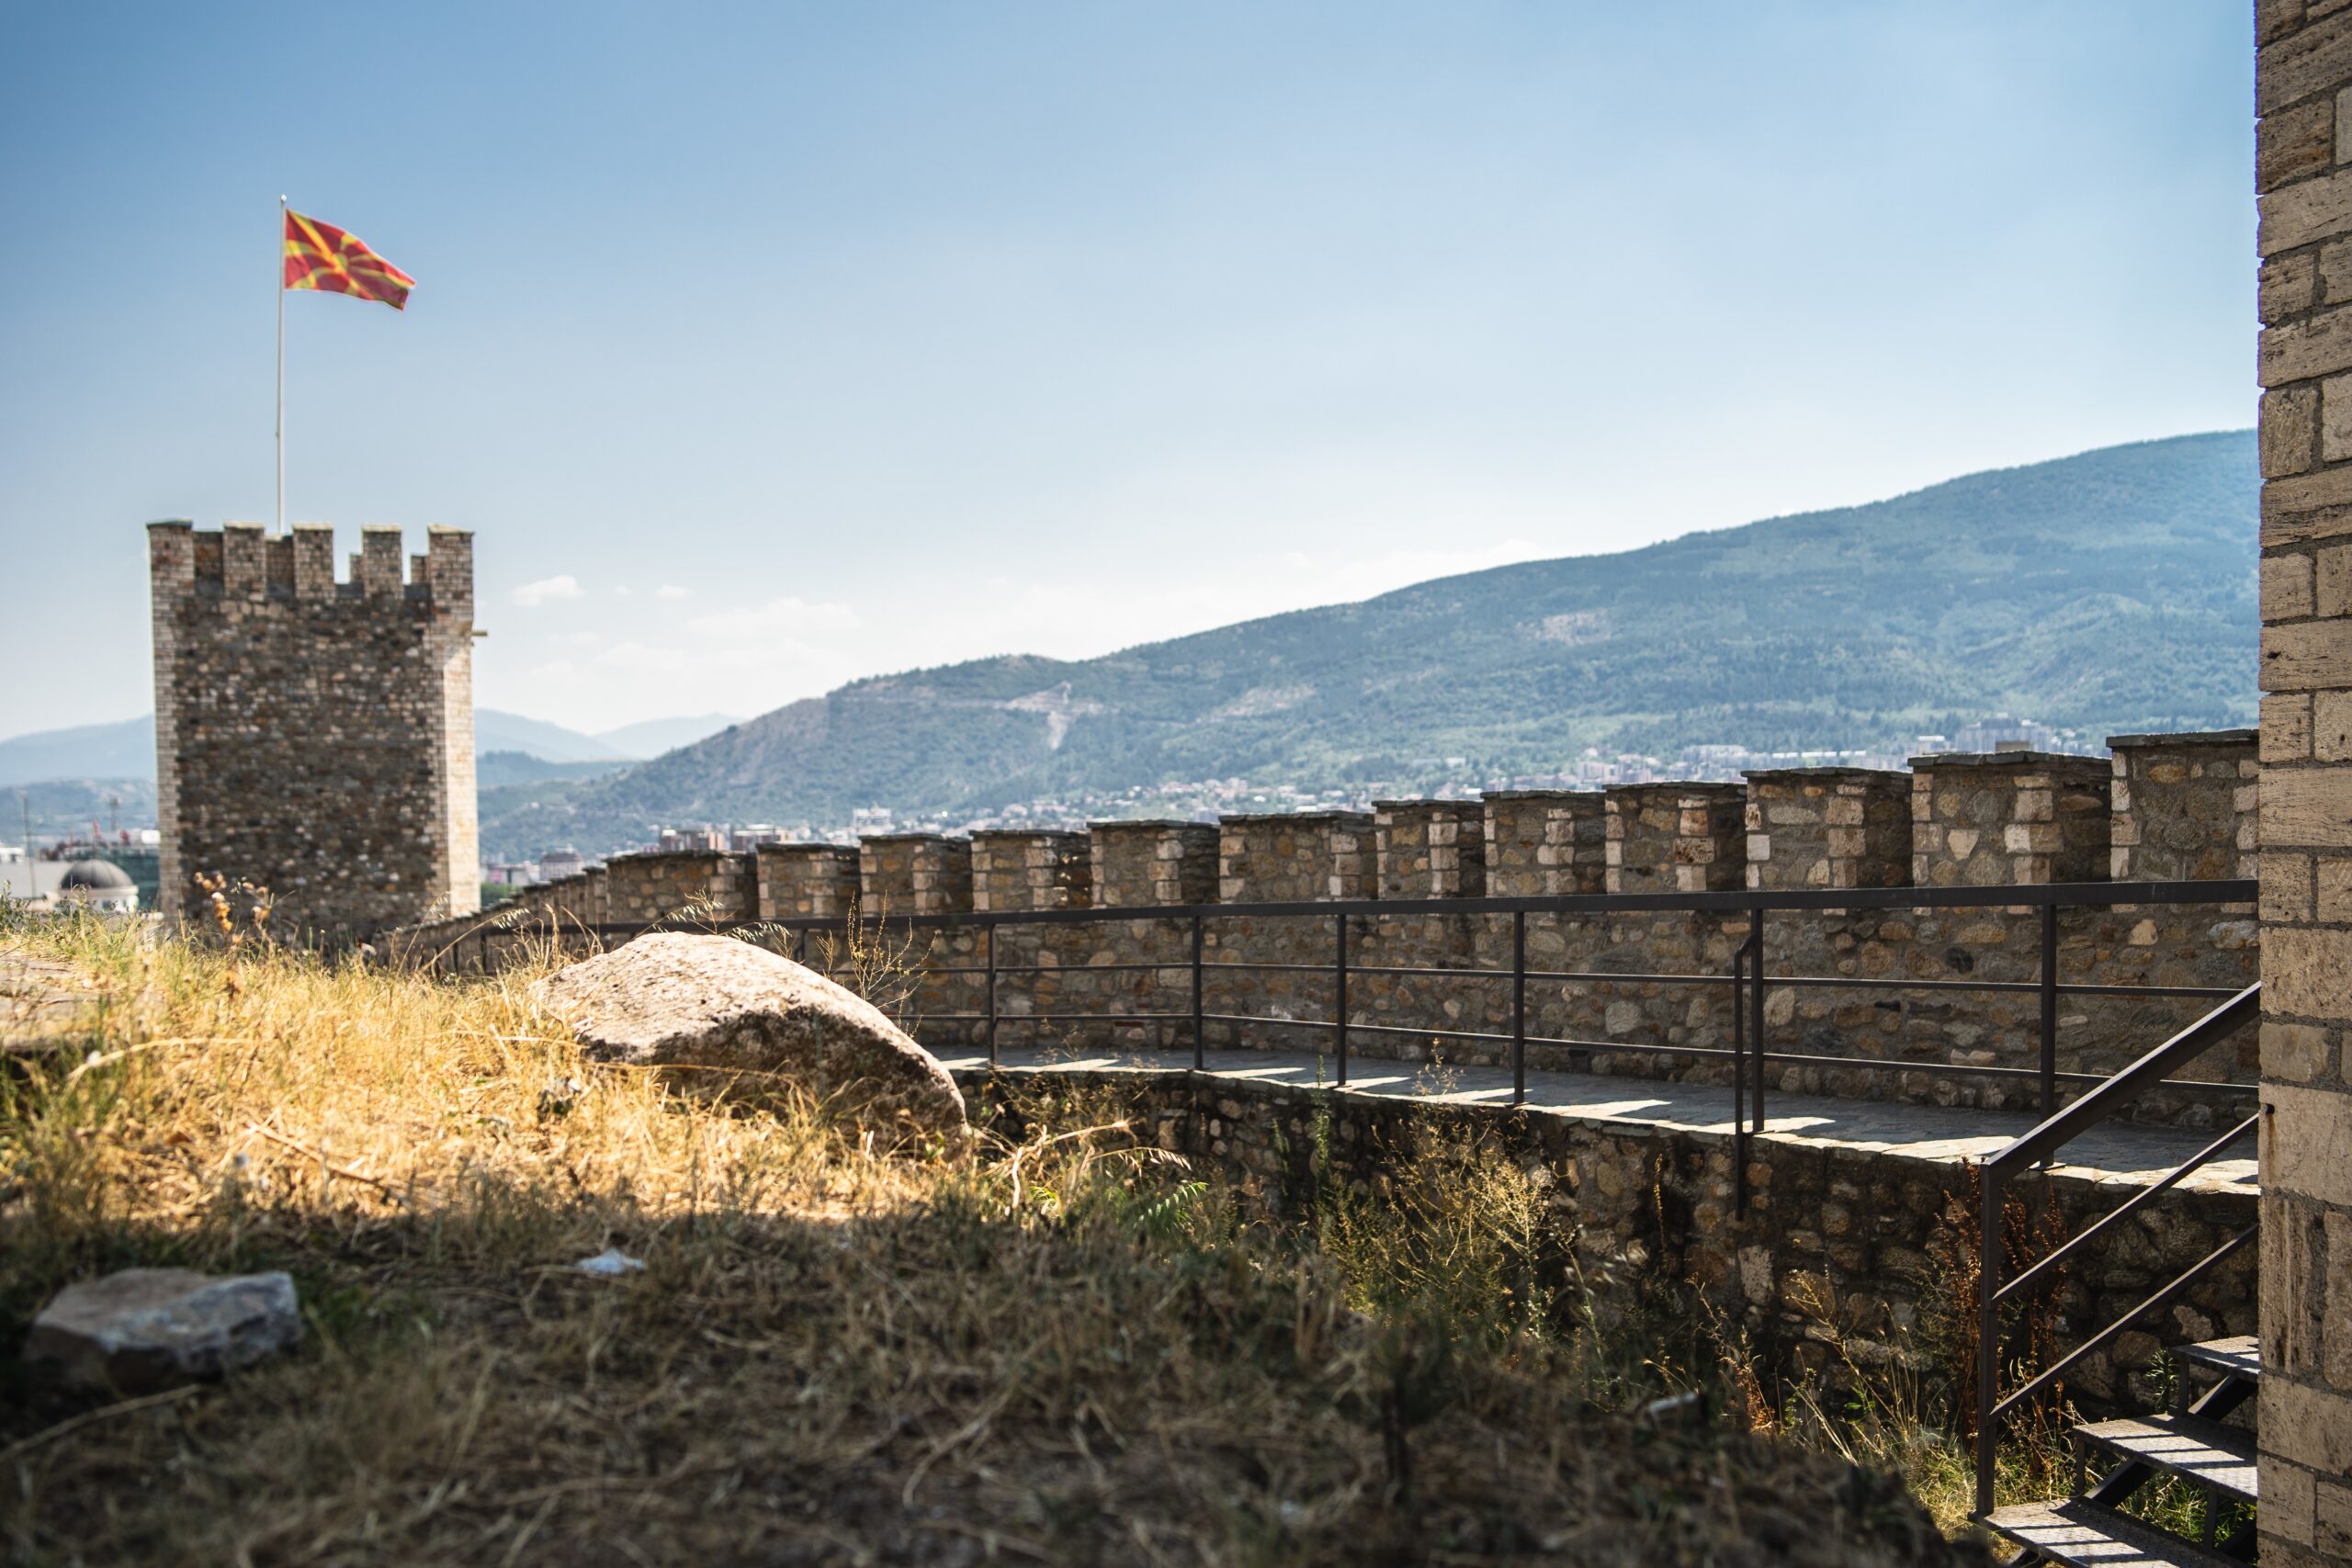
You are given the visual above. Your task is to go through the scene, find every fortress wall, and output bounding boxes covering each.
[2255,10,2352,1549]
[859,834,972,918]
[603,851,752,926]
[1482,789,1608,897]
[1374,799,1487,898]
[1744,769,1912,892]
[756,843,860,919]
[1091,820,1218,908]
[149,520,476,941]
[399,731,2256,1128]
[1606,783,1747,894]
[970,829,1091,911]
[973,1065,2256,1415]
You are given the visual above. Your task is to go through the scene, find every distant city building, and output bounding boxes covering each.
[539,847,586,881]
[1951,713,2064,754]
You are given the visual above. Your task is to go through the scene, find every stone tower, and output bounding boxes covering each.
[147,521,478,941]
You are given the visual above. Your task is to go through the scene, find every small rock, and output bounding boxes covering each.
[572,1247,646,1277]
[25,1269,302,1392]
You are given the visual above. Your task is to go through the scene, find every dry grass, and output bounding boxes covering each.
[0,909,1978,1566]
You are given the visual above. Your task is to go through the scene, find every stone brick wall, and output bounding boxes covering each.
[1374,799,1487,897]
[969,1066,2255,1411]
[756,843,859,919]
[148,521,476,942]
[1606,784,1746,894]
[604,851,752,925]
[2110,731,2258,882]
[1219,812,1374,902]
[1091,821,1218,908]
[1745,769,1912,891]
[1910,752,2110,887]
[971,830,1091,911]
[2256,9,2352,1552]
[1483,790,1607,897]
[860,834,972,916]
[399,735,2258,1132]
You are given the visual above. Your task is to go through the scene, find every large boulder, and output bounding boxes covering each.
[537,933,967,1139]
[26,1269,303,1392]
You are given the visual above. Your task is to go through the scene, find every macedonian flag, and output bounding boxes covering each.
[283,209,415,310]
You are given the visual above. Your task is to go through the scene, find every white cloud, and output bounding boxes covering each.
[685,596,864,643]
[510,574,583,608]
[656,584,692,601]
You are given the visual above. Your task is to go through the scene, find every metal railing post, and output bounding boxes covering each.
[1335,911,1350,1088]
[1191,914,1205,1072]
[2040,903,2059,1120]
[985,923,998,1068]
[1732,944,1748,1218]
[1747,920,1767,1134]
[1511,909,1527,1107]
[1975,1166,2003,1518]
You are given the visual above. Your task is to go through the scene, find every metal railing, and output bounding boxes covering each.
[1969,981,2262,1520]
[473,878,2259,1185]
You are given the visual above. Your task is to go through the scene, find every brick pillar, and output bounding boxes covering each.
[2107,730,2258,883]
[858,834,972,916]
[1481,789,1606,897]
[1908,752,2110,886]
[1742,769,1912,891]
[970,829,1092,911]
[1090,820,1219,908]
[1373,799,1487,897]
[755,842,860,919]
[1603,784,1745,895]
[1217,812,1375,901]
[2257,11,2352,1553]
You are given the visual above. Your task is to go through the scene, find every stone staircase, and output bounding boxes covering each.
[1985,1335,2260,1567]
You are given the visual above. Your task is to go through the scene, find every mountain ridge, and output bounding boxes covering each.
[479,431,2259,858]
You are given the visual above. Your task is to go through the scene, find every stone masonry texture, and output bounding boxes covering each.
[1483,790,1608,897]
[1909,752,2112,887]
[1091,821,1218,908]
[1606,784,1746,894]
[405,744,2260,1142]
[1745,769,1913,892]
[967,1066,2255,1421]
[970,830,1091,911]
[1374,799,1487,898]
[859,834,972,917]
[148,521,476,942]
[2259,10,2352,1555]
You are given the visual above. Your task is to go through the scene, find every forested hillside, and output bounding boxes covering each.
[483,432,2257,858]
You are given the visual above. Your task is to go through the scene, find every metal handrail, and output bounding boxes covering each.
[1970,982,2261,1521]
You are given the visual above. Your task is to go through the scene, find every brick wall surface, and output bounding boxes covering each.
[1606,784,1746,894]
[2257,8,2352,1554]
[1483,790,1608,897]
[756,843,860,919]
[402,750,2258,1133]
[971,830,1092,912]
[148,521,476,942]
[1091,821,1219,908]
[1910,752,2112,887]
[1744,769,1912,892]
[1374,799,1487,898]
[859,834,972,916]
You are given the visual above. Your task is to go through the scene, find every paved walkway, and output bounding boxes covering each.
[934,1044,2259,1195]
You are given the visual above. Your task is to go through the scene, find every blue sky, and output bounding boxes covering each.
[0,3,2253,737]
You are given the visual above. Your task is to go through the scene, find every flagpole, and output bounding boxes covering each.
[276,195,287,535]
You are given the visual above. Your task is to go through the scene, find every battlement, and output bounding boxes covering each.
[148,520,473,609]
[148,518,477,939]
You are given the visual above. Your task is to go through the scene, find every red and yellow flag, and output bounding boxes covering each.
[283,209,415,310]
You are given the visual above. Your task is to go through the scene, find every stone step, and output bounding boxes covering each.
[2170,1336,2258,1383]
[2071,1413,2256,1505]
[1983,1499,2239,1568]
